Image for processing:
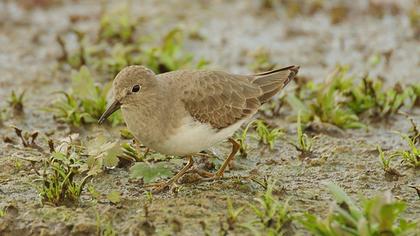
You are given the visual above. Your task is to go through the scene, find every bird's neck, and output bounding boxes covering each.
[121,88,173,146]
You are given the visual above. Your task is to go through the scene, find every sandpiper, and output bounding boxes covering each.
[99,65,299,192]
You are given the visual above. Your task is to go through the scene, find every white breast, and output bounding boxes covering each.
[158,116,246,156]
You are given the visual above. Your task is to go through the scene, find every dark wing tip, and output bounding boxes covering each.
[284,65,300,87]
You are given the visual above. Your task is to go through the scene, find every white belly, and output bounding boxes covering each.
[158,116,246,156]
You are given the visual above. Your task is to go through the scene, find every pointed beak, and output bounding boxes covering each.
[98,100,121,125]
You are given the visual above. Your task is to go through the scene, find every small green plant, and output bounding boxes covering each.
[8,90,25,112]
[408,8,420,38]
[377,145,401,177]
[226,198,245,230]
[0,108,8,126]
[287,66,364,129]
[235,121,254,157]
[98,4,136,43]
[347,77,414,118]
[393,133,420,168]
[287,66,417,129]
[140,28,208,73]
[408,118,420,144]
[249,47,276,73]
[299,183,417,236]
[0,208,5,218]
[243,179,292,235]
[106,190,121,204]
[119,142,142,162]
[129,162,172,184]
[47,66,123,126]
[291,112,313,158]
[36,146,91,206]
[409,83,420,106]
[254,120,283,150]
[95,211,117,236]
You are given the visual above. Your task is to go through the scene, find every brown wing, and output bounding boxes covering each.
[179,71,263,129]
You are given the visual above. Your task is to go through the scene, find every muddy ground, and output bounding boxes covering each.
[0,0,419,235]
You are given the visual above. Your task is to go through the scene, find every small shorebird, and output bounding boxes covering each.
[99,65,299,192]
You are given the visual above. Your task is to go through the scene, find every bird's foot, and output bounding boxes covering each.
[143,155,194,193]
[197,171,225,182]
[144,181,178,193]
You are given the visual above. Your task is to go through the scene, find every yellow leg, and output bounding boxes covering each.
[214,138,240,178]
[145,156,194,193]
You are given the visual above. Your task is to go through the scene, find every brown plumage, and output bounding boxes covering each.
[170,65,299,129]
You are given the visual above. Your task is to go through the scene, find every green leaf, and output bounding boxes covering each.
[129,162,172,183]
[71,66,96,100]
[107,190,121,204]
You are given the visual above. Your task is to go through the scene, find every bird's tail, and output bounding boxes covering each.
[251,65,299,103]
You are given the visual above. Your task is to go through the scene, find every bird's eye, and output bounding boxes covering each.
[132,84,140,93]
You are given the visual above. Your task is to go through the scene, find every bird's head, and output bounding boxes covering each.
[98,65,157,124]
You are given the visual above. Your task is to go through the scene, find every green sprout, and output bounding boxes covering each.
[129,162,172,184]
[226,198,245,230]
[235,121,255,157]
[47,66,123,126]
[393,133,420,168]
[36,147,91,206]
[249,47,276,73]
[291,112,313,158]
[347,77,414,118]
[287,66,417,129]
[95,211,117,236]
[98,4,136,43]
[0,108,7,126]
[377,145,401,177]
[8,90,25,113]
[287,66,364,129]
[299,183,417,236]
[243,179,292,235]
[408,118,420,144]
[141,28,208,73]
[254,120,284,150]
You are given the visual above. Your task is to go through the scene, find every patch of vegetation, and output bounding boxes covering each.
[377,145,402,177]
[408,8,420,38]
[242,179,293,235]
[377,119,419,169]
[36,145,91,206]
[393,132,420,168]
[299,183,417,235]
[7,90,25,113]
[83,136,122,175]
[235,121,254,157]
[408,118,420,145]
[287,66,418,129]
[346,77,415,118]
[95,211,117,236]
[253,120,284,150]
[98,5,137,43]
[139,28,208,73]
[0,108,8,126]
[58,5,208,78]
[129,162,172,184]
[226,198,245,230]
[106,190,121,204]
[329,4,349,24]
[287,67,363,129]
[249,47,276,73]
[47,66,123,127]
[291,113,313,158]
[263,0,324,18]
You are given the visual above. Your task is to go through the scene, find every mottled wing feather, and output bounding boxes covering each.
[180,71,262,129]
